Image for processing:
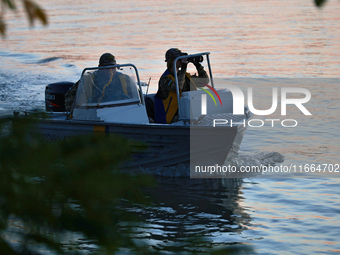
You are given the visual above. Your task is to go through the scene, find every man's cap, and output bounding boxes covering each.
[165,48,183,62]
[99,53,117,66]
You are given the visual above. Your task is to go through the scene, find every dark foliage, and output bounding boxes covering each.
[0,117,154,254]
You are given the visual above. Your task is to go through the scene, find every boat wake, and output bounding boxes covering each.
[35,57,61,64]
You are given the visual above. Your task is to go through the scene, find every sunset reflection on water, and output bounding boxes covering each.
[2,0,339,84]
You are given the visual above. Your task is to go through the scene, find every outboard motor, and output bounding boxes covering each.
[45,82,74,112]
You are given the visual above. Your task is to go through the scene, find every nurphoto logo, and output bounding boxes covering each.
[201,85,312,128]
[198,84,222,115]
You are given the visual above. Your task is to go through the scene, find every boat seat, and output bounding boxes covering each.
[144,94,155,123]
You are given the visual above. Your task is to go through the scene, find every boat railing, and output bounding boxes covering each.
[173,52,213,122]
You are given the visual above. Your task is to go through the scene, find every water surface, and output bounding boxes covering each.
[1,0,339,253]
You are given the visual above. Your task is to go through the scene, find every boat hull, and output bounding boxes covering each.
[32,117,245,170]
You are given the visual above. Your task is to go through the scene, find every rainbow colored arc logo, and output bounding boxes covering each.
[198,84,222,106]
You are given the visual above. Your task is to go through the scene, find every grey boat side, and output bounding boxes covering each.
[31,114,246,170]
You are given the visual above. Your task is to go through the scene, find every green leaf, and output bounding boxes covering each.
[34,5,47,25]
[315,0,327,7]
[22,0,47,26]
[0,16,5,37]
[2,0,17,10]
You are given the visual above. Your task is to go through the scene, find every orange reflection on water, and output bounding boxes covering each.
[2,0,340,80]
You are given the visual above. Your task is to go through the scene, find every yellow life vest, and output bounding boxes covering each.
[162,73,196,124]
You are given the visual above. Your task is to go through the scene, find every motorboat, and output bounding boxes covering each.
[25,52,253,171]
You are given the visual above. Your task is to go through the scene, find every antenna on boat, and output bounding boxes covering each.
[146,77,151,95]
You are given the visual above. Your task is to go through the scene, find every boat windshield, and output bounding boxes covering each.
[75,65,141,107]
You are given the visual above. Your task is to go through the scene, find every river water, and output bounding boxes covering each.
[1,0,340,254]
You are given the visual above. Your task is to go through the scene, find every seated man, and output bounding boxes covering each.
[90,62,134,104]
[65,53,134,110]
[154,48,209,124]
